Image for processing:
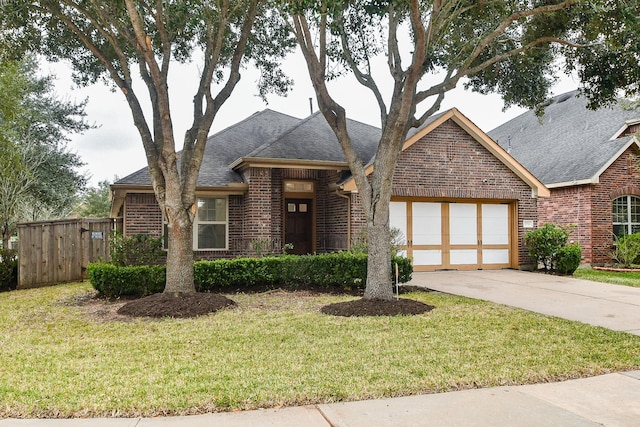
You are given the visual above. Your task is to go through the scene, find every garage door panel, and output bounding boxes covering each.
[413,249,442,266]
[482,204,509,245]
[450,249,478,265]
[389,202,407,245]
[413,202,441,245]
[449,203,477,245]
[483,249,510,264]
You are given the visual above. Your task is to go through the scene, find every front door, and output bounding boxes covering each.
[285,199,313,255]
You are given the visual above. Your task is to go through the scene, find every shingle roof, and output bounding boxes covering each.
[115,109,302,187]
[488,90,640,186]
[115,109,383,188]
[244,111,380,164]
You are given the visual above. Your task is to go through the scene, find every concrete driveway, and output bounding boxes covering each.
[407,269,640,335]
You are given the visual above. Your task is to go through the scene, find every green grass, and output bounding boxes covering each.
[1,282,640,418]
[573,268,640,287]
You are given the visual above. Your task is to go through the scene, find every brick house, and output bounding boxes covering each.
[111,108,547,271]
[490,91,640,266]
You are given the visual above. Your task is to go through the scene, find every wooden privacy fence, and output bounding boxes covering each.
[17,218,122,289]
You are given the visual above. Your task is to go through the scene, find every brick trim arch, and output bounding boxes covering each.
[610,186,640,199]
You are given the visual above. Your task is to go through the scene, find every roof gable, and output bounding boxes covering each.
[342,108,548,197]
[489,91,640,187]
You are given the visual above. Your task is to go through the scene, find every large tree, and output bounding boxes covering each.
[75,178,114,218]
[564,1,640,107]
[1,1,294,292]
[285,0,604,300]
[0,56,88,247]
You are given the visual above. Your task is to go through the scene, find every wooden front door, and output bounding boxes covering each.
[284,199,313,255]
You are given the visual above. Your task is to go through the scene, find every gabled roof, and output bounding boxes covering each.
[488,90,640,187]
[342,108,549,197]
[231,111,380,169]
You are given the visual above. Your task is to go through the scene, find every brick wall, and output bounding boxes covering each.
[243,167,273,252]
[593,147,640,264]
[124,193,162,236]
[538,147,640,265]
[538,185,593,263]
[319,170,350,251]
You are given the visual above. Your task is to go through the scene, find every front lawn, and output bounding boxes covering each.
[573,268,640,287]
[1,282,639,418]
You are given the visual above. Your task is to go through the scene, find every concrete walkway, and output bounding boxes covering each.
[409,269,640,335]
[3,270,640,426]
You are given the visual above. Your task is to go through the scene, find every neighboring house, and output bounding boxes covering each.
[490,90,640,266]
[111,108,547,271]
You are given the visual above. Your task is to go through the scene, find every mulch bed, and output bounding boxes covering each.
[112,285,434,319]
[321,298,434,317]
[117,292,236,318]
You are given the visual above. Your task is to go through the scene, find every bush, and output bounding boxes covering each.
[555,243,582,275]
[87,263,165,297]
[196,252,411,292]
[89,253,413,297]
[0,248,18,291]
[611,233,640,267]
[525,223,572,272]
[110,233,165,267]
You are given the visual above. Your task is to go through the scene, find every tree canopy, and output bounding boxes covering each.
[75,178,114,218]
[0,56,89,247]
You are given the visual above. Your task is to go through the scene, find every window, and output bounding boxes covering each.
[196,197,227,250]
[163,196,228,250]
[613,196,640,237]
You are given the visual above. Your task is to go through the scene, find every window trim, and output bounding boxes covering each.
[613,195,640,237]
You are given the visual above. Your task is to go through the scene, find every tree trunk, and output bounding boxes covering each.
[363,198,394,301]
[164,210,195,293]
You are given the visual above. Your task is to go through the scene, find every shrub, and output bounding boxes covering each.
[0,248,18,291]
[555,243,582,275]
[525,223,572,272]
[196,252,412,292]
[87,263,165,297]
[611,233,640,267]
[110,233,165,267]
[90,253,413,297]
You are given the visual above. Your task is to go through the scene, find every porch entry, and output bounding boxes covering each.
[390,200,515,271]
[284,198,313,255]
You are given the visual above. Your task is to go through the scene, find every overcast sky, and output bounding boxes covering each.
[45,51,580,187]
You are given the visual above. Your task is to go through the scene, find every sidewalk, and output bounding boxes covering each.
[3,270,640,426]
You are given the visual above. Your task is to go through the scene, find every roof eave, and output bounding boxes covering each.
[109,183,249,217]
[231,157,350,171]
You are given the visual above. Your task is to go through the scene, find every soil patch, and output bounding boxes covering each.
[321,297,434,317]
[117,292,236,318]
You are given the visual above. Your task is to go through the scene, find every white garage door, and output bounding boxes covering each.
[390,200,513,271]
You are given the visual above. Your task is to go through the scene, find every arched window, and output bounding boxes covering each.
[613,196,640,237]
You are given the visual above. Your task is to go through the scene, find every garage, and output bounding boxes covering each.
[390,200,516,271]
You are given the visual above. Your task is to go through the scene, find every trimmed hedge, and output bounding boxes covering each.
[87,263,165,297]
[88,253,413,297]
